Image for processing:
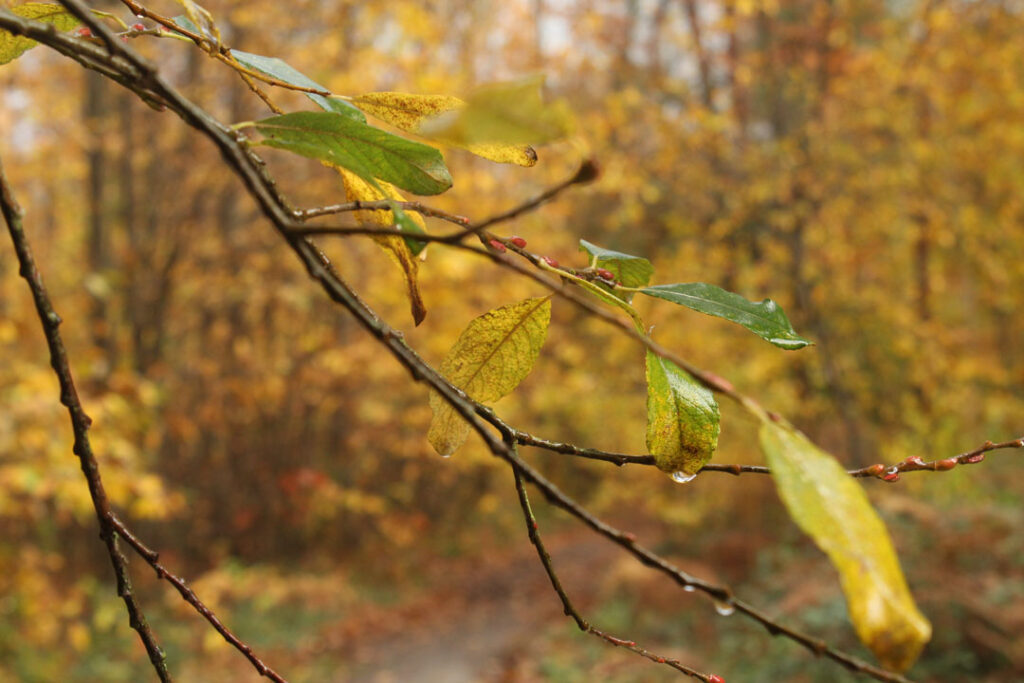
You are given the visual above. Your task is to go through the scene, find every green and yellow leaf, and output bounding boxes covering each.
[334,167,427,326]
[759,421,932,671]
[428,298,551,456]
[645,352,719,476]
[351,91,538,167]
[579,239,654,303]
[418,76,573,147]
[1,3,80,66]
[250,111,452,196]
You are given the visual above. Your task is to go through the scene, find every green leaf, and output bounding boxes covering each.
[428,298,552,456]
[250,111,453,196]
[231,50,364,120]
[418,76,572,146]
[759,422,932,671]
[351,91,537,167]
[579,239,654,303]
[640,283,812,349]
[645,352,719,477]
[1,3,81,66]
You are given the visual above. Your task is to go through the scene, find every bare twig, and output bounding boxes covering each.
[512,467,718,682]
[108,516,289,683]
[465,159,600,236]
[1,6,936,680]
[294,200,470,226]
[0,156,173,683]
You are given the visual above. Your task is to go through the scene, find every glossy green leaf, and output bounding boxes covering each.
[640,283,812,349]
[351,91,537,167]
[428,298,551,456]
[579,239,654,303]
[1,3,81,66]
[250,111,453,196]
[645,351,719,477]
[231,50,364,120]
[759,422,932,671]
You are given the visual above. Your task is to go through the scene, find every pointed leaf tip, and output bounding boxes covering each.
[640,283,812,349]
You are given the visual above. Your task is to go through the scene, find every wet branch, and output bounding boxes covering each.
[512,466,719,682]
[0,4,991,681]
[0,156,173,683]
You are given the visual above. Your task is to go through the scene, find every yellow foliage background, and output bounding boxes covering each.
[0,0,1021,680]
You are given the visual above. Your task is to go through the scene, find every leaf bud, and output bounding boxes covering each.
[488,239,507,253]
[509,236,527,248]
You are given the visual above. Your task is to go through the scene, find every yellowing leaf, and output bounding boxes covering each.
[1,3,81,66]
[462,142,538,167]
[418,76,573,147]
[645,352,720,477]
[428,298,551,456]
[334,167,427,325]
[759,422,932,672]
[351,92,464,133]
[351,91,538,167]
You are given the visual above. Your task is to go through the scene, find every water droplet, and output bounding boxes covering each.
[684,584,696,593]
[713,599,735,616]
[439,452,452,459]
[670,471,696,484]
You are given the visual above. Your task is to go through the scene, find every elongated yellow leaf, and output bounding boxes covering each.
[759,422,931,672]
[1,3,81,66]
[428,298,551,456]
[645,352,719,477]
[351,91,537,167]
[334,167,427,325]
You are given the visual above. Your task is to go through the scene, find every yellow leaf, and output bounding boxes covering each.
[645,351,720,477]
[351,92,464,134]
[428,298,551,456]
[759,422,932,672]
[351,91,538,167]
[334,167,427,325]
[1,3,81,66]
[418,76,573,147]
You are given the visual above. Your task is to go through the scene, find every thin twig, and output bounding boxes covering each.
[108,516,289,683]
[512,467,716,682]
[8,8,924,680]
[294,200,470,226]
[0,156,173,683]
[465,159,600,236]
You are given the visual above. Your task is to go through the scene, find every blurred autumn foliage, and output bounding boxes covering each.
[1,0,1022,681]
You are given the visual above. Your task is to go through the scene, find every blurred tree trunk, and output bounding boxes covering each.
[84,69,115,375]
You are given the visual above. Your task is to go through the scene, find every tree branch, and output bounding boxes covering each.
[512,466,720,682]
[0,155,173,683]
[0,6,940,680]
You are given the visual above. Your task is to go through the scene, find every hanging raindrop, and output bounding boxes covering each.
[671,471,696,484]
[713,599,735,616]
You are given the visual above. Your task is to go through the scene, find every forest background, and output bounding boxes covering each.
[1,0,1022,681]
